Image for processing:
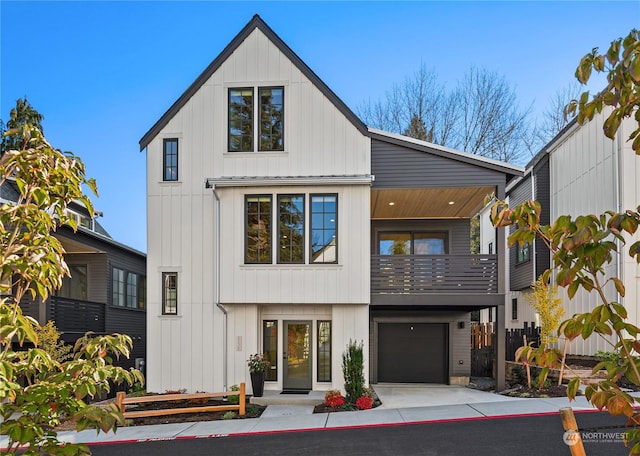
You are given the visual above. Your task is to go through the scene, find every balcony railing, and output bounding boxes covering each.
[371,254,498,295]
[47,296,105,336]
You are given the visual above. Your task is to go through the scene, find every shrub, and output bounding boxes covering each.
[227,384,240,404]
[324,390,345,408]
[222,411,236,420]
[342,340,365,404]
[355,396,374,410]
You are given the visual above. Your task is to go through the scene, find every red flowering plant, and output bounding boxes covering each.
[355,396,374,410]
[324,390,345,408]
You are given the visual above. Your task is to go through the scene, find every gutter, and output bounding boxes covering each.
[206,180,228,392]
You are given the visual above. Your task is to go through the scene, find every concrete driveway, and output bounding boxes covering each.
[372,383,518,409]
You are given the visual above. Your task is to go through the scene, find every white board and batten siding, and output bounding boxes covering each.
[146,27,371,393]
[549,112,639,355]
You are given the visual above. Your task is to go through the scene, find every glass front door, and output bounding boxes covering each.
[283,321,312,390]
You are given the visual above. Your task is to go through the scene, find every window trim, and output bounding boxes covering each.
[310,193,338,264]
[163,138,179,182]
[162,272,178,315]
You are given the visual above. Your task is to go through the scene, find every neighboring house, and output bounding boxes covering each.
[490,110,637,356]
[1,180,147,371]
[140,15,522,395]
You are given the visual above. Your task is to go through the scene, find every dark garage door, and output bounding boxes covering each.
[378,323,448,383]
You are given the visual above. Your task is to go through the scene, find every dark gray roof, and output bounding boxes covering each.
[139,14,368,151]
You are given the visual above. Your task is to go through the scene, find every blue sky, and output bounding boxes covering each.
[1,1,638,253]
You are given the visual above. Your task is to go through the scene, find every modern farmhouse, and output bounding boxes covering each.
[140,15,522,395]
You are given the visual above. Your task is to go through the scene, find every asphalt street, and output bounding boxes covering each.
[88,411,632,456]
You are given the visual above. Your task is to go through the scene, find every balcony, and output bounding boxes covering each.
[47,296,106,341]
[371,254,500,306]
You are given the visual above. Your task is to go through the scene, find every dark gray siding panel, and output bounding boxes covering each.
[64,253,108,303]
[509,175,534,291]
[371,139,506,189]
[372,219,470,254]
[534,156,551,278]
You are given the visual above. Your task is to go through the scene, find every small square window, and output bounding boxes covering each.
[162,272,178,315]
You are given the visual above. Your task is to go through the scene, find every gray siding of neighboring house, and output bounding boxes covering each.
[372,219,470,255]
[371,139,507,189]
[56,227,147,369]
[533,155,551,279]
[509,175,534,291]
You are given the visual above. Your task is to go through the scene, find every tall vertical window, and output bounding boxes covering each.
[317,321,331,382]
[126,273,138,308]
[310,194,337,263]
[138,276,147,309]
[112,268,125,307]
[162,272,178,315]
[246,195,272,263]
[229,88,254,152]
[263,320,278,381]
[163,138,178,181]
[259,87,284,151]
[512,298,518,320]
[488,307,493,322]
[517,241,530,264]
[278,194,304,264]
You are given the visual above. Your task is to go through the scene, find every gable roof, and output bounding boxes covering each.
[139,14,368,151]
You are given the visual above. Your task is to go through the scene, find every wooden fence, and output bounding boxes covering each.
[470,323,541,376]
[115,383,246,419]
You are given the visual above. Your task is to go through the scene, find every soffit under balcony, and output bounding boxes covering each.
[371,186,494,219]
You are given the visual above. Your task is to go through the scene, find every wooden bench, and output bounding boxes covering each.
[115,383,246,418]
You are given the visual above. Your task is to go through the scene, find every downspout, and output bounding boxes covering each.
[208,181,228,392]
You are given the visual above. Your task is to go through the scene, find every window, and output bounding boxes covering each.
[259,87,284,151]
[517,241,530,264]
[512,298,518,320]
[310,194,337,263]
[138,275,147,310]
[163,138,178,181]
[278,195,304,264]
[112,267,125,307]
[58,264,88,300]
[263,320,278,381]
[488,242,493,254]
[379,232,447,255]
[488,307,493,322]
[317,321,331,382]
[228,87,283,152]
[126,273,138,308]
[246,195,272,263]
[162,272,178,315]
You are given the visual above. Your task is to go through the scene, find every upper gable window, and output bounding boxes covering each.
[163,138,178,181]
[229,87,284,152]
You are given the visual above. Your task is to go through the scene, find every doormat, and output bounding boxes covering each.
[281,390,310,395]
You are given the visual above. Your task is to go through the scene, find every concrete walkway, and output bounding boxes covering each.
[0,386,601,447]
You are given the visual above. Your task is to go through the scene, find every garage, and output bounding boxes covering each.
[378,323,448,383]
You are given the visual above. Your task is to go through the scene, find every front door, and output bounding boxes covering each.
[283,321,312,390]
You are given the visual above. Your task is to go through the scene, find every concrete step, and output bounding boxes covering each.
[250,390,325,406]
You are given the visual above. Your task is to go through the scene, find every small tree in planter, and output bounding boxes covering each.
[342,340,365,404]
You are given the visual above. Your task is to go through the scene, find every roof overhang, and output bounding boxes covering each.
[205,175,374,189]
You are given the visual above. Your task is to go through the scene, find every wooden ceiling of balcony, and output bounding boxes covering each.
[371,186,495,219]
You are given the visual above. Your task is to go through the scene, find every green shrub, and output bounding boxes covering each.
[222,411,236,420]
[227,384,240,404]
[342,340,365,404]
